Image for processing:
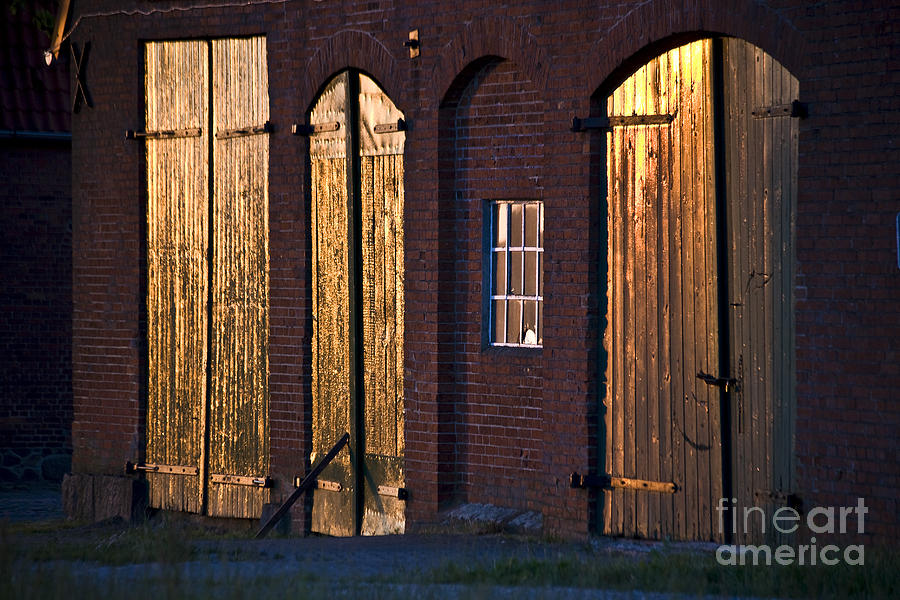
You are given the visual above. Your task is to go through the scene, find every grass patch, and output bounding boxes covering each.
[0,516,257,567]
[421,546,900,599]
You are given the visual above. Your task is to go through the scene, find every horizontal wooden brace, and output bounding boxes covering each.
[125,127,201,140]
[210,473,272,488]
[374,118,407,134]
[125,461,198,476]
[292,121,341,136]
[377,485,409,500]
[752,100,807,119]
[570,472,677,493]
[215,121,273,139]
[571,113,675,132]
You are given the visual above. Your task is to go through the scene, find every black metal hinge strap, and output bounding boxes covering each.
[752,100,808,119]
[377,485,409,500]
[570,472,677,493]
[255,432,350,539]
[572,113,676,132]
[125,128,202,140]
[696,371,739,392]
[215,121,273,139]
[291,122,341,136]
[374,118,407,134]
[125,461,199,476]
[209,473,272,488]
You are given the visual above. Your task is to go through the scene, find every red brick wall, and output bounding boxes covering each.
[437,58,545,512]
[68,0,899,542]
[0,140,72,483]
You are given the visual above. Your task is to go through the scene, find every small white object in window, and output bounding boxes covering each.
[523,328,537,345]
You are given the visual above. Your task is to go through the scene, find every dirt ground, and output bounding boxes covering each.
[0,483,775,600]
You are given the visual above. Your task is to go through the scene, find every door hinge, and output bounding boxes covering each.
[125,127,202,140]
[303,478,343,492]
[373,118,407,134]
[755,490,804,512]
[215,121,273,139]
[377,485,409,500]
[292,121,341,136]
[125,461,199,476]
[752,100,808,119]
[209,473,272,488]
[570,472,677,494]
[571,113,676,132]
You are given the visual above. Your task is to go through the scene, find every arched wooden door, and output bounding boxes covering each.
[601,38,798,543]
[308,70,406,536]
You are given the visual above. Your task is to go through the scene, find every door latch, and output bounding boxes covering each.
[696,371,739,392]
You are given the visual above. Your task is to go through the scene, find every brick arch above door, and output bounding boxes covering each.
[299,29,409,115]
[580,0,809,101]
[433,15,550,110]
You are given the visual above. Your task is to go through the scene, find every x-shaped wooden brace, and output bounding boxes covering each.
[71,42,92,112]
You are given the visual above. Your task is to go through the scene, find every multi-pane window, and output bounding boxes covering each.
[488,200,543,346]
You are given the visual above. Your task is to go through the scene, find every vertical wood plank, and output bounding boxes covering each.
[667,44,687,540]
[645,56,661,539]
[657,47,675,537]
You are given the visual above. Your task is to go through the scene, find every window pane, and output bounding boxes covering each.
[539,204,544,247]
[492,300,506,344]
[492,251,506,295]
[525,203,538,247]
[524,251,538,296]
[509,250,523,294]
[523,300,538,345]
[539,252,543,296]
[493,202,507,247]
[538,301,543,344]
[510,203,523,247]
[506,299,522,344]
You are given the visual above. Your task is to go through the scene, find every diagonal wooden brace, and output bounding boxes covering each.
[255,432,350,539]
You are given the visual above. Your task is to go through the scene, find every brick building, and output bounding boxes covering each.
[0,2,72,485]
[62,0,898,543]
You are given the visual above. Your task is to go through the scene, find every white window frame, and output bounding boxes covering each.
[486,200,543,347]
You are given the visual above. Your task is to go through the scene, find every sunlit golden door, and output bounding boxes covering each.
[145,37,270,518]
[601,38,797,544]
[310,71,406,536]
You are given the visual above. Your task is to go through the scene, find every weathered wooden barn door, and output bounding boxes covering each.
[721,38,798,544]
[145,37,270,518]
[309,71,406,536]
[601,38,797,543]
[604,39,722,541]
[145,40,209,513]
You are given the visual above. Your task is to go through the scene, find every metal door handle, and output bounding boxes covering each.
[696,371,738,392]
